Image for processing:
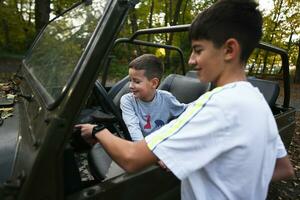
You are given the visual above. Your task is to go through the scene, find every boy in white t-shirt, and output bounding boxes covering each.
[77,0,294,199]
[120,54,186,141]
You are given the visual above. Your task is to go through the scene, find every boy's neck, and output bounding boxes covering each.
[140,90,157,102]
[214,62,247,87]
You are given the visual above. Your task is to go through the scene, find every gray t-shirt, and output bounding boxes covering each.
[120,90,186,141]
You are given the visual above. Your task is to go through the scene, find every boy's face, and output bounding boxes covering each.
[188,39,226,86]
[128,68,158,101]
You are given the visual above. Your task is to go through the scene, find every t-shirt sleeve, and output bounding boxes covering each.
[276,134,287,158]
[165,93,187,119]
[120,94,144,141]
[145,98,232,180]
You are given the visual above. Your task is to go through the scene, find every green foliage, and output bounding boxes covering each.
[0,1,35,55]
[51,0,78,16]
[114,0,214,77]
[255,0,300,78]
[0,0,78,56]
[1,0,299,80]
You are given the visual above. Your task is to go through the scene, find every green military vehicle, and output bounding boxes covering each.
[0,0,296,199]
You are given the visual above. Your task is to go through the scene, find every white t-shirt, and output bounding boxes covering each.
[145,81,286,200]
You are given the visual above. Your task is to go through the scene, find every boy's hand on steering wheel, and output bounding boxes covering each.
[75,124,98,145]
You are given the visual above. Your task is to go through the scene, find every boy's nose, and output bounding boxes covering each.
[129,82,134,89]
[188,54,196,65]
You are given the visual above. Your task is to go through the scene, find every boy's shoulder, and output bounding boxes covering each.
[208,81,264,109]
[156,89,180,102]
[214,81,253,95]
[121,92,131,99]
[120,92,135,104]
[156,89,173,97]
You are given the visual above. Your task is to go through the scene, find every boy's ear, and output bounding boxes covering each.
[223,38,240,62]
[151,77,160,88]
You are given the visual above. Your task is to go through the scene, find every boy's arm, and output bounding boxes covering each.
[97,129,158,172]
[272,134,294,181]
[77,123,158,172]
[120,95,144,141]
[272,155,294,181]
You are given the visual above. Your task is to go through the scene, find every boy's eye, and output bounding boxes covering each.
[193,47,203,54]
[130,79,140,84]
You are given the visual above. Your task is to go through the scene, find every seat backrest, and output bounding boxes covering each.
[185,71,279,106]
[247,77,280,107]
[108,75,129,100]
[158,74,210,103]
[185,70,198,79]
[88,143,112,181]
[112,82,130,108]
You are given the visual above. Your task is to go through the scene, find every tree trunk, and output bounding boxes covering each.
[129,10,138,34]
[286,31,294,53]
[28,0,34,25]
[129,9,142,56]
[181,0,189,24]
[1,18,11,50]
[169,0,173,26]
[262,0,283,72]
[166,0,183,70]
[256,59,262,74]
[167,0,183,45]
[147,0,154,42]
[294,41,300,83]
[250,49,261,74]
[34,0,50,34]
[270,56,277,74]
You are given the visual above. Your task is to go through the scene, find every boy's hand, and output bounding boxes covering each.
[75,124,97,144]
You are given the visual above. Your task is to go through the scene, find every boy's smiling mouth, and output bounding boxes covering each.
[194,67,202,75]
[131,90,138,96]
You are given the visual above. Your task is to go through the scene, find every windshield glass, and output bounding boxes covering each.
[24,0,108,102]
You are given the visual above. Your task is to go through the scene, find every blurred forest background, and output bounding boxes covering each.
[0,0,299,82]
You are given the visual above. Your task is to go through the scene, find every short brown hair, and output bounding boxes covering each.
[129,54,164,80]
[189,0,262,63]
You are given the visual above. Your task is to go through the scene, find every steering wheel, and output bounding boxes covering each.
[93,80,131,140]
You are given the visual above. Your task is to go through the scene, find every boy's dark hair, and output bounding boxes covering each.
[189,0,262,63]
[129,54,164,80]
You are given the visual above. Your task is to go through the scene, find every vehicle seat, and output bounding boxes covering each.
[112,82,130,108]
[247,77,280,107]
[185,70,198,79]
[88,143,113,181]
[108,75,130,100]
[158,74,211,103]
[185,71,280,107]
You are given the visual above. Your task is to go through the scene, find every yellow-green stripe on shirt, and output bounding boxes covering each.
[147,87,223,150]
